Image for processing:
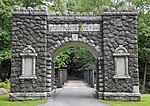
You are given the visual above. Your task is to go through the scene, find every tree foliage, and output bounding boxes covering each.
[132,0,150,93]
[0,0,23,61]
[54,47,95,79]
[55,47,95,70]
[48,0,112,13]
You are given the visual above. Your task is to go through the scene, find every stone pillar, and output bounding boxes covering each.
[102,7,140,101]
[10,6,48,100]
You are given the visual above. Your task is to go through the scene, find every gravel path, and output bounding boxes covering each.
[38,80,110,106]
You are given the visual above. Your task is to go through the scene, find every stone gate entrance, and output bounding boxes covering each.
[10,6,141,101]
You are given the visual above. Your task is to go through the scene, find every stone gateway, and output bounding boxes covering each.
[10,6,141,101]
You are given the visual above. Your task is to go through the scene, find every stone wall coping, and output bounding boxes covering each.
[13,5,137,16]
[13,5,48,15]
[102,6,137,15]
[102,12,137,16]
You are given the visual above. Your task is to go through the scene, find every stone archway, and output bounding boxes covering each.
[10,6,141,101]
[45,36,103,96]
[47,41,103,96]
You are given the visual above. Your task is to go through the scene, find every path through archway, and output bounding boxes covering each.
[50,42,101,93]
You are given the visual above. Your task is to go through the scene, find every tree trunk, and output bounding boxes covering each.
[141,58,147,93]
[0,61,2,81]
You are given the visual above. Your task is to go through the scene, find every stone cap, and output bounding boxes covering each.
[13,5,48,15]
[13,5,101,16]
[13,5,137,16]
[102,6,137,15]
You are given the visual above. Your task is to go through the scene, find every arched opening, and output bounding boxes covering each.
[49,41,101,93]
[52,42,100,59]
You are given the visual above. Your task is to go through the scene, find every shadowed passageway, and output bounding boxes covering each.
[39,80,110,106]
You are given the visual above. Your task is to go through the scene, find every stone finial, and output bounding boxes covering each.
[34,7,40,10]
[68,11,74,16]
[56,11,62,16]
[27,7,33,11]
[62,11,68,15]
[13,5,20,11]
[82,12,88,16]
[111,7,116,12]
[40,5,48,12]
[102,6,110,12]
[49,12,55,15]
[130,6,137,12]
[75,12,81,16]
[89,12,94,16]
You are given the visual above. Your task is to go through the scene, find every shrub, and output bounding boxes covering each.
[0,79,10,91]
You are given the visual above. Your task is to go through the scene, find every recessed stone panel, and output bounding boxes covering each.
[24,58,33,77]
[48,24,100,32]
[116,57,126,76]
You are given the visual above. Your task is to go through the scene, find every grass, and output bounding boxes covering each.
[100,95,150,106]
[0,94,46,106]
[1,94,150,106]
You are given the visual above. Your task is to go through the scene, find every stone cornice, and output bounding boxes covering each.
[13,5,137,16]
[102,6,137,15]
[13,5,48,15]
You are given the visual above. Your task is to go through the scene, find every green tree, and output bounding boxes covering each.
[54,47,95,79]
[48,0,68,12]
[0,0,23,80]
[48,0,112,13]
[135,1,150,93]
[123,0,150,93]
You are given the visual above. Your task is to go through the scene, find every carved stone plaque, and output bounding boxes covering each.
[81,24,100,31]
[49,24,79,32]
[24,57,33,77]
[48,24,100,32]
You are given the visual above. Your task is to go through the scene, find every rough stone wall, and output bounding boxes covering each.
[102,8,139,93]
[11,6,47,95]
